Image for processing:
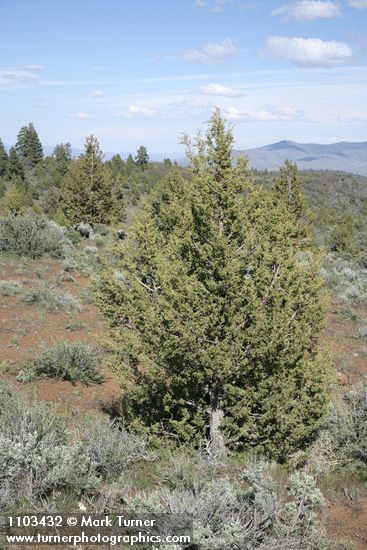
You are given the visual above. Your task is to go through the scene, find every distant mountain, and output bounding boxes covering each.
[233,140,367,176]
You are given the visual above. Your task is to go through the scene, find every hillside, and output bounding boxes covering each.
[234,140,367,176]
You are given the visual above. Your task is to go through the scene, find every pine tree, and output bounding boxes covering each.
[96,110,330,460]
[7,147,25,180]
[61,135,121,225]
[0,139,8,177]
[135,145,149,168]
[15,123,43,167]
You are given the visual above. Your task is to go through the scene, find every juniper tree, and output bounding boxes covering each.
[15,122,43,167]
[96,110,330,460]
[61,135,122,225]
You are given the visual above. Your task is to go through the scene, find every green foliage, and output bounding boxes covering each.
[60,135,119,225]
[328,212,360,254]
[96,110,330,460]
[52,142,72,175]
[7,147,25,180]
[2,177,34,214]
[17,341,104,385]
[0,210,72,258]
[135,145,149,167]
[0,138,8,177]
[126,153,136,173]
[0,178,6,198]
[15,122,43,167]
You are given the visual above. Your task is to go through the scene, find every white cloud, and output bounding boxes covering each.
[164,99,212,119]
[179,39,239,65]
[118,99,212,120]
[348,0,367,8]
[199,82,244,97]
[22,64,45,71]
[272,1,340,21]
[267,36,352,68]
[69,111,97,119]
[224,105,304,122]
[91,90,104,98]
[122,105,156,118]
[0,71,38,85]
[194,0,231,13]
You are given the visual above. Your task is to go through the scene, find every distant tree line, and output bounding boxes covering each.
[0,123,178,225]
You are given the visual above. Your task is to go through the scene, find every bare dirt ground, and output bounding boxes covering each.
[322,300,367,549]
[1,254,366,548]
[0,255,121,416]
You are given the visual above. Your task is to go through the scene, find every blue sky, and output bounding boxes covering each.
[1,0,366,154]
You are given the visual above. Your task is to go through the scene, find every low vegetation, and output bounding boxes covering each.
[20,281,81,312]
[0,279,22,296]
[0,210,72,258]
[17,341,104,385]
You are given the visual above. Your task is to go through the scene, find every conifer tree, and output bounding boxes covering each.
[15,122,43,167]
[126,153,136,174]
[0,139,8,177]
[7,147,25,180]
[53,143,72,176]
[135,145,149,168]
[4,177,34,214]
[97,110,330,460]
[275,159,312,244]
[61,135,121,225]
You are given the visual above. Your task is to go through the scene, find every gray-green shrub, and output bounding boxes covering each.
[125,455,329,550]
[17,341,104,385]
[77,416,149,479]
[0,210,72,258]
[0,279,22,296]
[327,381,367,475]
[0,381,96,508]
[322,253,367,303]
[20,281,81,312]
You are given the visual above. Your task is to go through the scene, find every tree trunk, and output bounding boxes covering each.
[209,392,225,455]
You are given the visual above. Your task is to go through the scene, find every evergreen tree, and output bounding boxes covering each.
[107,154,126,178]
[15,122,43,167]
[275,160,308,221]
[7,147,25,180]
[135,145,149,168]
[4,177,34,214]
[0,139,8,177]
[61,135,122,225]
[97,110,330,460]
[126,153,136,174]
[275,159,313,245]
[53,143,72,176]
